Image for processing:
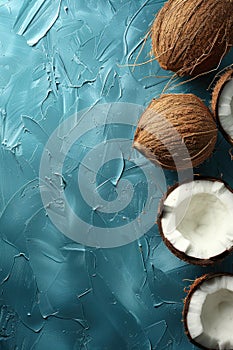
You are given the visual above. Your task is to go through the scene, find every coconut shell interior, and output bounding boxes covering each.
[157,176,233,265]
[212,69,233,144]
[212,69,233,118]
[183,273,233,350]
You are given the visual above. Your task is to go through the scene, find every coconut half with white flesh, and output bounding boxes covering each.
[183,273,233,350]
[157,178,233,265]
[212,69,233,144]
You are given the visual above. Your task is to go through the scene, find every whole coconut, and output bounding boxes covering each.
[152,0,233,76]
[133,94,217,170]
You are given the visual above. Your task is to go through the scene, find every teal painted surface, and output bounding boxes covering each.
[0,0,233,349]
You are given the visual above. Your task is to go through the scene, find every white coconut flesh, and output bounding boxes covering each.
[218,78,233,140]
[186,275,233,349]
[161,180,233,259]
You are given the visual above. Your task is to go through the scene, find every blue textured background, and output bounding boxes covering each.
[1,1,233,349]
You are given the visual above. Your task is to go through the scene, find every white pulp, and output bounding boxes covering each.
[218,78,233,140]
[187,275,233,349]
[161,180,233,259]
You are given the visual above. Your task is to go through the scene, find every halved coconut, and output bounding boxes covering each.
[157,177,233,265]
[183,273,233,350]
[212,69,233,144]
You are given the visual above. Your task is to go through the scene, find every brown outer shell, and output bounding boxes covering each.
[157,176,233,265]
[183,272,233,350]
[211,68,233,145]
[151,0,233,76]
[133,94,217,171]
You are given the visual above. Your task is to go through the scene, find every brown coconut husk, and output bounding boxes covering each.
[151,0,233,76]
[133,94,217,171]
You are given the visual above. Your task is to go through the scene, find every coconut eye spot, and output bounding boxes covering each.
[218,78,233,139]
[177,193,228,257]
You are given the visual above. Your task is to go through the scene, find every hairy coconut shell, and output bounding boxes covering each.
[133,94,217,170]
[212,68,233,144]
[183,273,233,350]
[152,0,233,76]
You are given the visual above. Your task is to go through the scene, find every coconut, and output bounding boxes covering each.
[157,177,233,265]
[183,273,233,349]
[133,94,217,171]
[151,0,233,76]
[212,69,233,144]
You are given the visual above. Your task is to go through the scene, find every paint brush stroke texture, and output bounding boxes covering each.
[1,0,233,349]
[14,0,62,46]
